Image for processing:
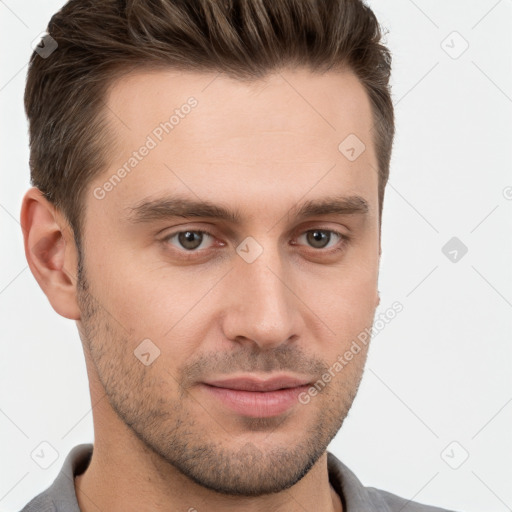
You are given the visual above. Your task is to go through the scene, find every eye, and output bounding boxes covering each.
[164,230,215,251]
[294,229,347,251]
[161,227,349,259]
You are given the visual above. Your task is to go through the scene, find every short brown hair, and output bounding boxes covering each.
[24,0,394,248]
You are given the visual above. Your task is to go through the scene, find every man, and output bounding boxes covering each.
[19,0,459,510]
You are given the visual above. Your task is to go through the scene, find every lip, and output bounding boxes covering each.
[204,375,312,391]
[200,374,313,418]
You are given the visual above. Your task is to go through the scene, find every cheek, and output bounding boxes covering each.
[88,256,217,363]
[302,230,379,319]
[302,271,377,370]
[307,265,378,327]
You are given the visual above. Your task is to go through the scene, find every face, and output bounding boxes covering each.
[76,67,380,495]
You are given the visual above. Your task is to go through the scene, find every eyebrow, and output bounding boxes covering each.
[125,194,369,224]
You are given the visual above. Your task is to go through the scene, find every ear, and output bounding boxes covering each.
[20,187,81,320]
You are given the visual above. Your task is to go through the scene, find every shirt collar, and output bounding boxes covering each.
[328,451,389,511]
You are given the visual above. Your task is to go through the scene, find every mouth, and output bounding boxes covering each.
[200,374,313,418]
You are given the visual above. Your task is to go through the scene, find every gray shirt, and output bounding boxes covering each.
[20,444,459,511]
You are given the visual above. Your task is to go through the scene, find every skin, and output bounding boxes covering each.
[21,67,381,512]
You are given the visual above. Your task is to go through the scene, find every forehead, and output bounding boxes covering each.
[105,66,374,150]
[92,67,378,223]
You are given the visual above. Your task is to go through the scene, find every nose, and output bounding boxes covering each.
[221,241,303,350]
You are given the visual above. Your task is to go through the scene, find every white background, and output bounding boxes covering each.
[1,1,511,511]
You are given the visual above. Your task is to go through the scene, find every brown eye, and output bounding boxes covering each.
[165,230,214,251]
[306,230,332,249]
[297,229,345,250]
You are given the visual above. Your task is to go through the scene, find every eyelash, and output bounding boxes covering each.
[161,227,350,260]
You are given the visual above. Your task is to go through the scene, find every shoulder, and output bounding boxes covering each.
[327,451,461,512]
[19,494,57,512]
[366,486,461,512]
[18,444,92,512]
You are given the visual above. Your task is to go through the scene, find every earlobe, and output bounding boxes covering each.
[20,187,81,320]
